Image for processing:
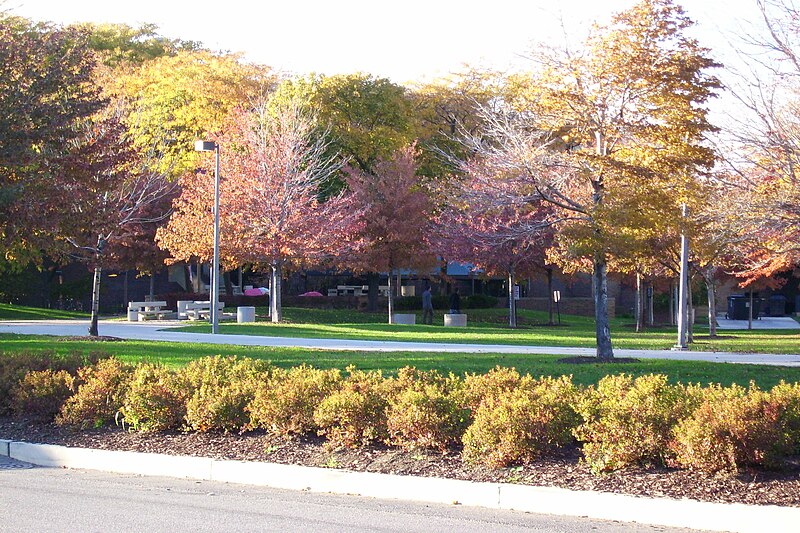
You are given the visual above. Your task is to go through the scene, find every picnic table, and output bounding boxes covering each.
[128,301,170,321]
[185,301,225,320]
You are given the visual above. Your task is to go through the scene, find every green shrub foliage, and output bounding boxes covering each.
[574,374,695,473]
[119,364,189,432]
[0,350,106,414]
[462,375,579,467]
[11,369,76,421]
[57,358,132,429]
[385,367,468,451]
[249,365,342,436]
[182,355,271,432]
[671,383,799,473]
[313,367,390,448]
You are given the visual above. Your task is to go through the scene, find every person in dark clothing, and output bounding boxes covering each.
[422,286,434,325]
[449,288,461,314]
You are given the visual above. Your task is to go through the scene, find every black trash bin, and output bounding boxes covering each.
[727,295,762,320]
[768,295,787,316]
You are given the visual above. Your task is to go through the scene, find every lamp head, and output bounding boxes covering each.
[194,140,216,152]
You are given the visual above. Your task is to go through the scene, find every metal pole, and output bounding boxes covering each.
[673,204,689,350]
[211,144,221,334]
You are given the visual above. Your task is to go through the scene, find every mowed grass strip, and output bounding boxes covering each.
[2,333,799,388]
[0,303,88,320]
[173,306,800,354]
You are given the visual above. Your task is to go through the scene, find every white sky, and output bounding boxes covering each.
[8,0,764,84]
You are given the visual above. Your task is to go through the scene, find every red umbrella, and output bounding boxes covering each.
[299,291,324,297]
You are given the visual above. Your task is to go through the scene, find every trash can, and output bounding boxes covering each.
[237,306,256,323]
[727,295,761,320]
[767,295,787,316]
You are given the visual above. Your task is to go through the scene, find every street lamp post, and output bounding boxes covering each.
[673,203,689,351]
[195,140,220,334]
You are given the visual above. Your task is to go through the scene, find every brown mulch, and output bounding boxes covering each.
[2,417,799,508]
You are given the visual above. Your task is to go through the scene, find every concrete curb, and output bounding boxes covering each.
[1,440,798,532]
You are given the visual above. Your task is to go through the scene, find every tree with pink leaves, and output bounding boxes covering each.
[338,145,435,323]
[157,99,356,322]
[432,158,559,328]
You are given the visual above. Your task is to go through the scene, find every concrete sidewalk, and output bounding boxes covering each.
[1,439,798,533]
[1,319,799,366]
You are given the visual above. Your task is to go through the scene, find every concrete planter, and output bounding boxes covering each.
[392,313,416,325]
[444,313,467,327]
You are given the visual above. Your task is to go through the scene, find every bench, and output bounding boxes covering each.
[185,301,225,321]
[128,301,170,322]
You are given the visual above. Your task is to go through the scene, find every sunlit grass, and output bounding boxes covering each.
[1,333,798,388]
[171,306,800,354]
[0,303,89,320]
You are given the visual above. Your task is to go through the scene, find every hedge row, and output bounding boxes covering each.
[3,352,800,475]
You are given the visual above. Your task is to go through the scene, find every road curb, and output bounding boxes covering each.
[2,440,799,532]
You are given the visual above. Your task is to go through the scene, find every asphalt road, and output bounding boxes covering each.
[0,459,703,533]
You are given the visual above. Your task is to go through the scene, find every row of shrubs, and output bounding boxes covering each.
[2,351,800,475]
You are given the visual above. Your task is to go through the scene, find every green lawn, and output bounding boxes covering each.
[172,306,800,354]
[0,303,89,320]
[2,333,799,389]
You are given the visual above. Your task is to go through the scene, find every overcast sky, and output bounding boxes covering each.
[9,0,764,84]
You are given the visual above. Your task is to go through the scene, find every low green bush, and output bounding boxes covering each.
[462,375,579,467]
[57,358,132,429]
[461,366,525,413]
[0,350,106,414]
[182,355,271,432]
[249,365,342,436]
[314,367,389,448]
[11,369,76,421]
[387,384,467,451]
[119,364,188,432]
[573,374,695,473]
[671,383,797,473]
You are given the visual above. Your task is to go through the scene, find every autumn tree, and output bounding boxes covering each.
[104,50,273,179]
[432,156,559,328]
[157,99,352,322]
[719,0,800,285]
[338,145,435,323]
[48,106,177,336]
[0,15,104,266]
[463,0,719,360]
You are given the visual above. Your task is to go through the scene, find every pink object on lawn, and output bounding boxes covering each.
[244,287,269,296]
[299,291,324,297]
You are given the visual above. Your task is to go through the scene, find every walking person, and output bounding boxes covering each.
[449,287,461,314]
[422,286,434,325]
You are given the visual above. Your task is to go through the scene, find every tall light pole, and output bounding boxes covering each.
[195,140,220,334]
[673,203,689,351]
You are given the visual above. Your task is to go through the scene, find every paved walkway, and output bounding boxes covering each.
[2,319,799,366]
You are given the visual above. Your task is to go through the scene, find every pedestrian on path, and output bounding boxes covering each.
[422,286,434,325]
[449,288,461,314]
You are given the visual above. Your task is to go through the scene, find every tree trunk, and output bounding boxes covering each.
[635,271,643,333]
[546,268,554,326]
[367,272,379,312]
[508,270,516,328]
[706,269,718,338]
[668,280,675,326]
[396,271,402,298]
[88,264,102,337]
[387,269,395,324]
[438,259,448,296]
[183,263,193,294]
[647,282,654,326]
[270,261,282,323]
[593,253,614,361]
[223,270,233,296]
[149,274,155,300]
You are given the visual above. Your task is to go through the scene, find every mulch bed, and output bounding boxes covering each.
[2,416,799,507]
